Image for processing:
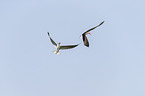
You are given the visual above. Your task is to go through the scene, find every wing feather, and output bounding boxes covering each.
[84,21,104,34]
[60,43,80,50]
[47,32,57,47]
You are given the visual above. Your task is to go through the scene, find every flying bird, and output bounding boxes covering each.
[47,32,80,55]
[80,21,104,47]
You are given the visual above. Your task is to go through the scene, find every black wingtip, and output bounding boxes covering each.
[85,45,89,47]
[84,43,89,47]
[100,21,105,25]
[78,43,81,45]
[47,32,50,36]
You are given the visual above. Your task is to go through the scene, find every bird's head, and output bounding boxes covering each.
[58,42,61,44]
[88,32,91,35]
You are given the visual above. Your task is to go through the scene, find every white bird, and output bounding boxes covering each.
[81,21,104,47]
[47,32,80,55]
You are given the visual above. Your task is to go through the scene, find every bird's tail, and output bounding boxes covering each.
[53,50,60,55]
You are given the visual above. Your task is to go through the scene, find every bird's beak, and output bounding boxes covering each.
[88,32,91,35]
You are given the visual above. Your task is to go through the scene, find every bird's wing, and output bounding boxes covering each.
[84,21,104,34]
[47,32,57,47]
[82,34,89,47]
[60,43,80,50]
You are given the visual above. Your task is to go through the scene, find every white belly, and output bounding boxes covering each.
[53,44,60,55]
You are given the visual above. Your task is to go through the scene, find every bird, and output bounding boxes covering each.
[80,21,104,47]
[47,32,80,55]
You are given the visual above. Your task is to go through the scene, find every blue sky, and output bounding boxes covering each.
[0,0,145,96]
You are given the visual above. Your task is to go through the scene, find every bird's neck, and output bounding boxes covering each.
[57,44,60,48]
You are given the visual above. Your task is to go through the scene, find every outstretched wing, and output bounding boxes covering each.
[47,32,57,47]
[82,34,89,47]
[60,43,80,50]
[84,21,104,34]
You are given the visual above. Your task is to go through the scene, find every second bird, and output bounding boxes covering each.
[81,21,104,47]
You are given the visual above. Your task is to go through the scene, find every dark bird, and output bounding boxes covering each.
[80,21,104,47]
[47,32,80,55]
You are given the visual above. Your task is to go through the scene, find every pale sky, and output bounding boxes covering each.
[0,0,145,96]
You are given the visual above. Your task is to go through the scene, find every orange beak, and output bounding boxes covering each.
[88,32,91,35]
